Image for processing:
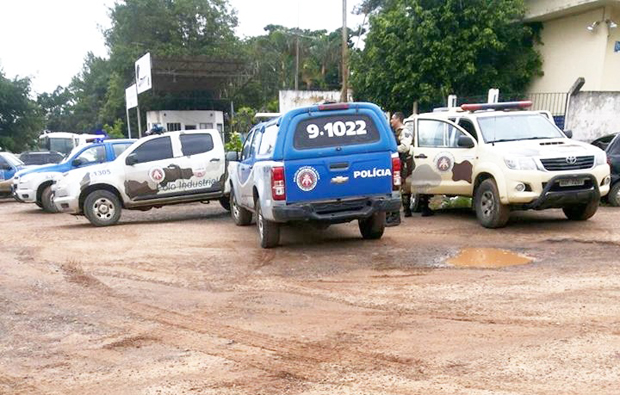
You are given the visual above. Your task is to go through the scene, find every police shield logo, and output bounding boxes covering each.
[149,167,165,183]
[434,152,455,173]
[294,166,319,192]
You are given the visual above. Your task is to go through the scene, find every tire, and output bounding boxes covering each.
[35,201,43,208]
[83,190,122,227]
[219,196,231,211]
[411,194,423,213]
[359,211,386,240]
[256,200,280,248]
[563,200,599,221]
[230,188,252,226]
[608,183,620,207]
[41,185,59,213]
[474,179,510,228]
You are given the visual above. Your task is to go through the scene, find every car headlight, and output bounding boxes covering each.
[504,156,538,171]
[18,174,35,184]
[595,150,607,166]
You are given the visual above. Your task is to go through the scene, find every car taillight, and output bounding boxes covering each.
[392,157,401,191]
[271,166,286,201]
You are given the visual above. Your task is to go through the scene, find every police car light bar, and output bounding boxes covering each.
[318,103,349,111]
[461,101,533,112]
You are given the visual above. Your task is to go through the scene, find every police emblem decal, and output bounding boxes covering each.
[294,166,320,192]
[149,167,165,183]
[434,152,455,173]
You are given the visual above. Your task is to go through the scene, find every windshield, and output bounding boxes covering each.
[478,114,564,143]
[60,145,86,164]
[3,153,23,167]
[40,137,76,155]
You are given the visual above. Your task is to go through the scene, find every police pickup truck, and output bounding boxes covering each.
[53,130,229,226]
[405,101,610,228]
[228,102,402,248]
[13,139,135,212]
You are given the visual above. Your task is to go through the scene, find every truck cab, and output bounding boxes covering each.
[228,102,402,248]
[405,101,610,227]
[53,130,230,226]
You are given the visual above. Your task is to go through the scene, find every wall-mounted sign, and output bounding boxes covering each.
[615,41,620,53]
[135,53,152,94]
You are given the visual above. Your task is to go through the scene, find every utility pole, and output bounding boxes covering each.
[295,35,299,91]
[340,0,348,102]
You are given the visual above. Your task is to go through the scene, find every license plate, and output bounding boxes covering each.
[559,178,585,187]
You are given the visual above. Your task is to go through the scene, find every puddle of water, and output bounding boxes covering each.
[446,248,532,268]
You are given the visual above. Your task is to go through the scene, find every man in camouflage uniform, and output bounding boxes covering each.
[390,112,414,217]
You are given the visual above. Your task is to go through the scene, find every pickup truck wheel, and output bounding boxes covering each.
[84,190,121,227]
[219,196,231,211]
[475,179,510,228]
[230,189,252,226]
[608,183,620,207]
[41,185,59,213]
[359,211,386,239]
[563,200,599,221]
[256,200,280,248]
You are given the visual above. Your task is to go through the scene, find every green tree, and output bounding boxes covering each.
[350,0,542,113]
[0,70,44,152]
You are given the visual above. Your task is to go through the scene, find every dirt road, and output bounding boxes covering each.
[2,199,620,394]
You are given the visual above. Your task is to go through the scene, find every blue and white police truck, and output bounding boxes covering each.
[13,139,135,212]
[227,102,402,248]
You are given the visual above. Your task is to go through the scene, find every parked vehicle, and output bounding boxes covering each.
[38,131,100,156]
[19,151,65,165]
[0,152,26,197]
[591,133,617,151]
[604,133,620,206]
[53,130,230,226]
[13,139,135,211]
[228,102,402,248]
[404,101,610,228]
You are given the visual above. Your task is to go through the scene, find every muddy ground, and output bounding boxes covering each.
[1,198,620,395]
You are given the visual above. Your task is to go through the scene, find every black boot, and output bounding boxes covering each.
[402,194,412,217]
[420,196,434,217]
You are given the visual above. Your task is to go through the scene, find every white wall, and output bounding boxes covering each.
[146,110,224,132]
[566,91,620,141]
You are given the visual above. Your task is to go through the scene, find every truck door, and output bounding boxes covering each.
[283,109,394,204]
[123,135,183,202]
[178,132,225,194]
[237,129,257,207]
[410,117,477,196]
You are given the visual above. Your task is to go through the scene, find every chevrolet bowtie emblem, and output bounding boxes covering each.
[331,176,349,184]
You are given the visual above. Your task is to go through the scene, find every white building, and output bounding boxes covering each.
[146,110,225,135]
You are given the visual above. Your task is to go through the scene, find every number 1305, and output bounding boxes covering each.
[306,120,367,139]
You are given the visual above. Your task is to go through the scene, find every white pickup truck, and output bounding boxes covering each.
[53,130,230,226]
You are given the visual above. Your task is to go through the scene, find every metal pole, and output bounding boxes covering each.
[126,107,132,139]
[340,0,348,102]
[137,106,142,138]
[295,35,299,91]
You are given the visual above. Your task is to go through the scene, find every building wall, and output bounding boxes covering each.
[566,91,620,141]
[146,110,225,133]
[602,6,620,87]
[528,7,609,93]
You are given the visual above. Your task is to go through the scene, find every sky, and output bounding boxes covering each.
[0,0,365,95]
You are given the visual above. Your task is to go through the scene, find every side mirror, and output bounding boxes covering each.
[564,129,573,139]
[457,135,475,148]
[72,158,84,167]
[125,153,138,166]
[226,151,239,162]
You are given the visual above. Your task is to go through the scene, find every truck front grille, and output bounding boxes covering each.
[540,156,594,171]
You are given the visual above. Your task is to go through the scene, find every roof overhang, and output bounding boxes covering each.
[524,0,619,22]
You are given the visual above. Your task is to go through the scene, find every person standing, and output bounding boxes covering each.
[390,112,414,217]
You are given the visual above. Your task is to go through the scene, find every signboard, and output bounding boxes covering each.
[135,53,152,94]
[125,84,138,109]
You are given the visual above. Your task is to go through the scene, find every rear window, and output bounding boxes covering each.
[293,114,380,150]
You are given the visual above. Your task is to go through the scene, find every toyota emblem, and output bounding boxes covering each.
[566,156,577,165]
